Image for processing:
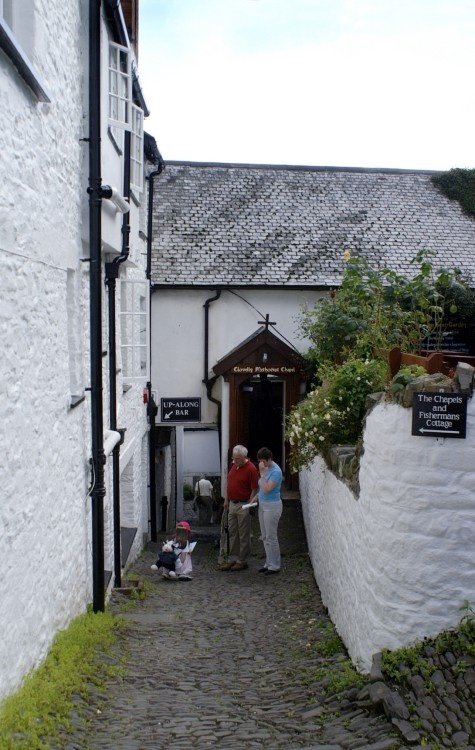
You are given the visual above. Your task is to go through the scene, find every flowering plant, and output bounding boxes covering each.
[286,358,387,471]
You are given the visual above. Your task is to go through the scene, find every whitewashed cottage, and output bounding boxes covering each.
[0,0,160,700]
[149,161,475,516]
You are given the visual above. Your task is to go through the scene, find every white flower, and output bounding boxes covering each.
[319,435,325,442]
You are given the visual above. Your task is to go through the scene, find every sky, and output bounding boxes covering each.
[139,0,475,171]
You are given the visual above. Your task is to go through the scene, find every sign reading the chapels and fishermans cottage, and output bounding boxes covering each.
[412,392,468,438]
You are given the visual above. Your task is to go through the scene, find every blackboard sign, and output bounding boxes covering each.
[161,398,201,423]
[423,321,475,354]
[412,392,467,438]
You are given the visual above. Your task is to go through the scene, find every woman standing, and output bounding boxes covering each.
[256,447,283,576]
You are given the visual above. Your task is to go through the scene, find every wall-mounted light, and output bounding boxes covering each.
[262,352,268,363]
[99,185,130,214]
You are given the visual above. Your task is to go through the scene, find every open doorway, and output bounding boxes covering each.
[238,375,284,465]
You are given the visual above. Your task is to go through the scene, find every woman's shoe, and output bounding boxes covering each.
[263,569,280,576]
[258,567,268,573]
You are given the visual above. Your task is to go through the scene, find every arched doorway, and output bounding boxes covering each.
[238,375,284,466]
[213,327,306,484]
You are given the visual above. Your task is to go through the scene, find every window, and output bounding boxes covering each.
[0,0,50,101]
[130,104,144,192]
[120,280,147,379]
[108,41,131,130]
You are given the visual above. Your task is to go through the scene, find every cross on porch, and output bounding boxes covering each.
[258,313,276,331]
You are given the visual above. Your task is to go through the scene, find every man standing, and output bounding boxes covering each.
[218,445,259,572]
[194,474,214,526]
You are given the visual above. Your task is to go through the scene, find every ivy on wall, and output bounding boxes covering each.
[431,168,475,219]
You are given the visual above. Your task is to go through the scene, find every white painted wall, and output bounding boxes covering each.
[151,287,323,425]
[0,1,152,700]
[299,398,475,672]
[0,0,87,701]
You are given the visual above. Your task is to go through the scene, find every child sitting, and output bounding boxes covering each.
[151,520,194,581]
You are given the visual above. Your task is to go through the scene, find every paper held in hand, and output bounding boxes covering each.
[240,501,258,510]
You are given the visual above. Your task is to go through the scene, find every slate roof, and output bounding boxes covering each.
[150,162,475,288]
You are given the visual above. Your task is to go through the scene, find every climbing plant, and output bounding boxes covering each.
[431,167,475,220]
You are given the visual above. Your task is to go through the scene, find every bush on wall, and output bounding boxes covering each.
[288,251,475,472]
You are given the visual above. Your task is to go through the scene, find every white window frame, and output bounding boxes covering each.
[0,0,50,101]
[130,103,144,193]
[108,41,132,130]
[120,280,148,380]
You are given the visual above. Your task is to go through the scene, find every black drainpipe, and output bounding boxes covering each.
[146,167,163,540]
[105,131,131,588]
[203,291,222,453]
[88,0,106,613]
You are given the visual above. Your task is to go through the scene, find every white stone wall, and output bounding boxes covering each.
[0,0,87,700]
[0,0,152,700]
[151,287,323,425]
[300,398,475,672]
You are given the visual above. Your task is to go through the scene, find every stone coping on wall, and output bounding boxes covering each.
[366,649,475,748]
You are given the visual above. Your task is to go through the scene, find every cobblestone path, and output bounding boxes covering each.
[67,501,405,750]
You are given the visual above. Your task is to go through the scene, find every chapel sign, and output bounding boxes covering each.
[232,365,297,374]
[411,392,468,438]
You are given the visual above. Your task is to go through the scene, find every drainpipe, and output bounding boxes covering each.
[88,0,106,613]
[146,166,163,280]
[203,291,222,452]
[146,166,163,540]
[147,382,158,541]
[105,131,131,588]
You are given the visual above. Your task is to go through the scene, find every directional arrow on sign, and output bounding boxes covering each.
[164,411,173,419]
[419,428,460,435]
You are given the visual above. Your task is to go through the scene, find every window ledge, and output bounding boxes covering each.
[0,19,51,102]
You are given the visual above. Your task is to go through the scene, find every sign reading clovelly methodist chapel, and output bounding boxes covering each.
[412,392,468,438]
[161,398,201,422]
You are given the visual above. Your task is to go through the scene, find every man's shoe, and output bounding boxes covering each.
[258,566,268,573]
[218,561,235,571]
[263,569,280,576]
[230,562,248,571]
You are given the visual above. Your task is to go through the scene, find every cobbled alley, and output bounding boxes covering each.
[61,499,407,750]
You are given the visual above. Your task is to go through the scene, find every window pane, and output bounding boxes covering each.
[120,281,127,311]
[122,347,133,378]
[110,95,118,122]
[139,320,146,346]
[119,49,128,73]
[139,347,147,374]
[109,45,117,70]
[110,70,118,95]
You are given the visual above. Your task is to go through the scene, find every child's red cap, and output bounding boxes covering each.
[176,520,191,532]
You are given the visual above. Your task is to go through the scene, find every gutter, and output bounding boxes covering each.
[203,291,222,453]
[105,130,132,588]
[145,161,164,540]
[88,0,106,614]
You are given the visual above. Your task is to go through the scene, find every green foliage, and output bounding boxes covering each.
[289,250,475,471]
[183,482,194,501]
[382,602,475,688]
[313,622,345,657]
[381,642,436,684]
[432,168,475,220]
[286,358,387,470]
[314,660,366,695]
[300,251,474,368]
[434,601,475,658]
[390,364,427,394]
[0,611,122,749]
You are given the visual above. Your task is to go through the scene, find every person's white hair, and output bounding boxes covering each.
[232,445,248,457]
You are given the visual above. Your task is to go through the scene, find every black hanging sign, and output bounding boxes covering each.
[161,398,201,423]
[412,392,468,438]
